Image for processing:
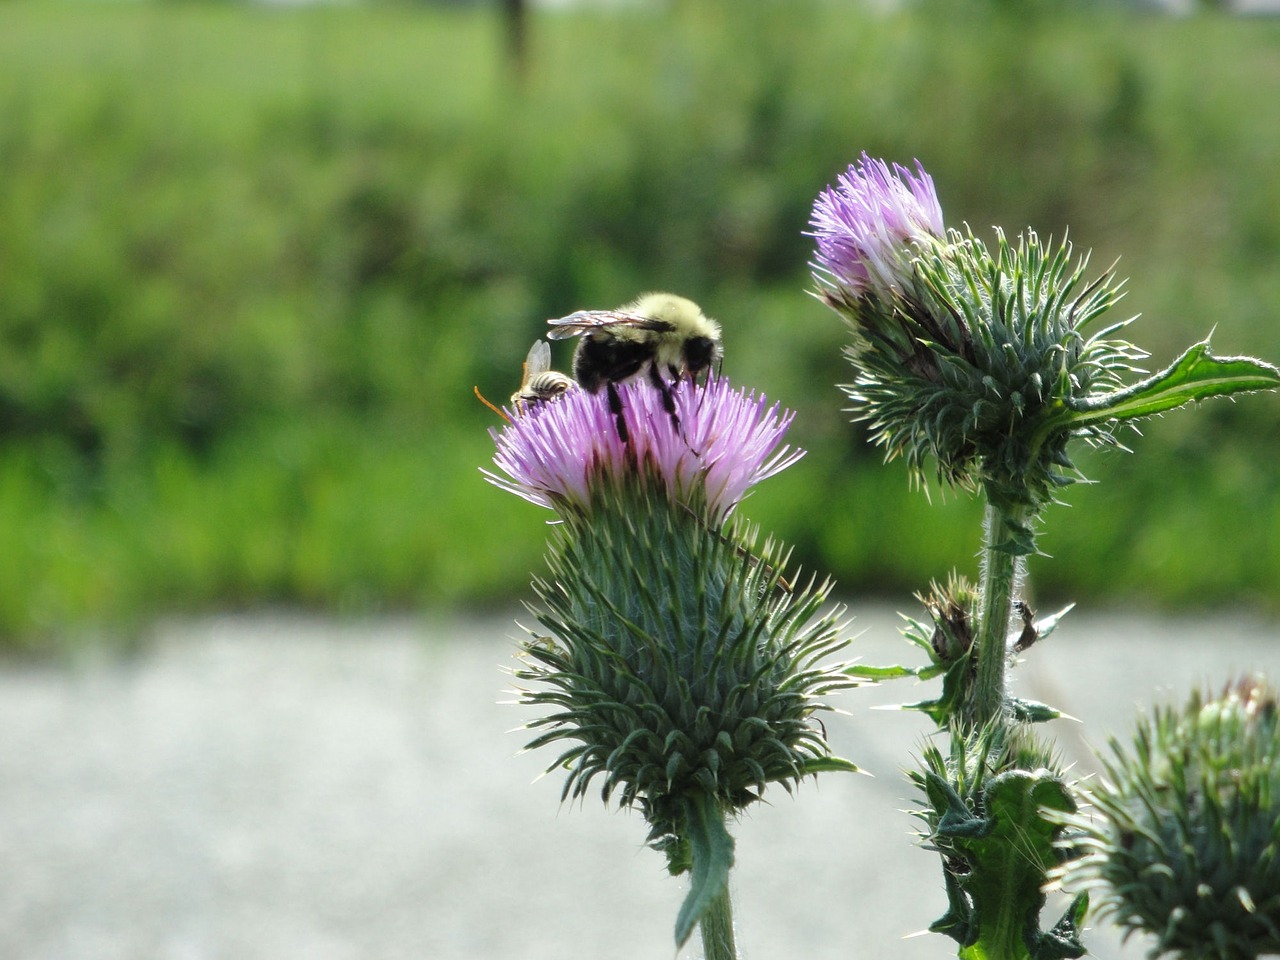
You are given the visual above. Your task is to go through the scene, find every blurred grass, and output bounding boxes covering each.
[1,1,1278,651]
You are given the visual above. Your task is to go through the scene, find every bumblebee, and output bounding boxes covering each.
[546,292,721,441]
[547,292,721,391]
[511,339,576,417]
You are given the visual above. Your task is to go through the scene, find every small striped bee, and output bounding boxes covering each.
[510,339,576,417]
[473,339,574,423]
[546,292,722,441]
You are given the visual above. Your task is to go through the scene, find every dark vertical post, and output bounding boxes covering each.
[502,0,528,82]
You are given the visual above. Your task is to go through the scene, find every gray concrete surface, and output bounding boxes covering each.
[2,603,1277,960]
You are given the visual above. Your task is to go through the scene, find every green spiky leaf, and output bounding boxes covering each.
[931,769,1083,960]
[673,791,736,948]
[1034,894,1089,960]
[1059,340,1280,428]
[1031,603,1074,644]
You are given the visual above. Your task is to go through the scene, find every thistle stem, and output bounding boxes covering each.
[972,502,1029,728]
[699,884,738,960]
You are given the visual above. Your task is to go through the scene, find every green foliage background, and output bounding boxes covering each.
[1,1,1278,651]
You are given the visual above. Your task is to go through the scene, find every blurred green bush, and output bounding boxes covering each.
[0,1,1277,650]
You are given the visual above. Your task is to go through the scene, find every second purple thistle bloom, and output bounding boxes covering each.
[808,152,945,303]
[485,376,803,521]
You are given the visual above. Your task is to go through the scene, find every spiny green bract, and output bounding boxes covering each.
[1058,677,1280,960]
[513,478,858,860]
[843,227,1143,517]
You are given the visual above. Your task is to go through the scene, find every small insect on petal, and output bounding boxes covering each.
[510,340,576,418]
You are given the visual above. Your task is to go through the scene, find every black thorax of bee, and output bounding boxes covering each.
[571,332,656,393]
[573,328,718,444]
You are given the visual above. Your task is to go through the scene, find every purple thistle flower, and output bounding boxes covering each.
[484,377,803,519]
[808,152,945,304]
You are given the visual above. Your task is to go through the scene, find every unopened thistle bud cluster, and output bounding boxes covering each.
[487,377,858,861]
[809,153,1144,517]
[1057,676,1280,960]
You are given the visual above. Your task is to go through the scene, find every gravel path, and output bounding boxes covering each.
[2,603,1278,960]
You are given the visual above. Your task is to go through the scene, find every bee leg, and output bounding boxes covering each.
[606,381,629,443]
[647,363,682,434]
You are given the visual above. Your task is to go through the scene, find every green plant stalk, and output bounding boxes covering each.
[972,503,1029,728]
[699,882,738,960]
[675,790,741,954]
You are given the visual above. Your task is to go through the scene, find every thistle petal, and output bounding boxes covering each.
[808,152,945,303]
[484,376,803,519]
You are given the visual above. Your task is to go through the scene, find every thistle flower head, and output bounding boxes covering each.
[810,158,1145,523]
[492,374,858,899]
[809,152,945,308]
[518,522,858,853]
[810,154,1280,535]
[1057,676,1280,960]
[485,375,803,521]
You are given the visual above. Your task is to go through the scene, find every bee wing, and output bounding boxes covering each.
[545,309,670,339]
[522,339,553,378]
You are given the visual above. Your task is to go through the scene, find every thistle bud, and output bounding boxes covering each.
[919,574,978,667]
[1057,676,1280,960]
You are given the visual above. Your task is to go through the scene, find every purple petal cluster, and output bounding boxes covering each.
[485,377,803,519]
[808,153,944,303]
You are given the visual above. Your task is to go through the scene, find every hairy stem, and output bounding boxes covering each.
[972,502,1029,728]
[699,882,738,960]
